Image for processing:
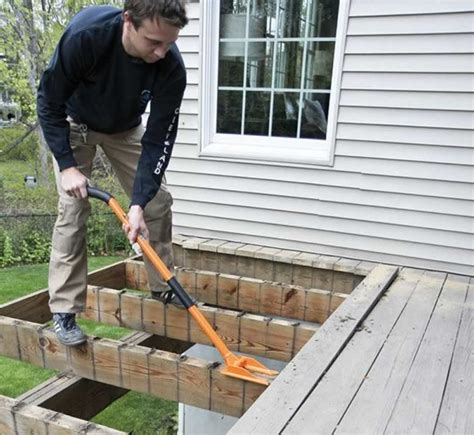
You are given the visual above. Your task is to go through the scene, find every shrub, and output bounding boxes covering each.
[0,232,21,267]
[0,213,131,267]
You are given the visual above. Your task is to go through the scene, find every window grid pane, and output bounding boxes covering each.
[217,0,338,139]
[268,0,281,136]
[296,0,311,138]
[241,1,250,135]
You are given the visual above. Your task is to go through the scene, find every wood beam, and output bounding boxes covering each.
[17,374,126,422]
[17,331,192,420]
[0,289,50,324]
[125,261,347,323]
[83,286,318,362]
[0,316,267,417]
[0,259,129,324]
[87,260,127,289]
[0,395,125,434]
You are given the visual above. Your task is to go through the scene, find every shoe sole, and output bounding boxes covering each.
[57,336,87,347]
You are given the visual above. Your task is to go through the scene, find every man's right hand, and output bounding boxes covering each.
[60,167,88,199]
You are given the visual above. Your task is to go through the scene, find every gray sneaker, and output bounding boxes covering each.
[52,313,86,346]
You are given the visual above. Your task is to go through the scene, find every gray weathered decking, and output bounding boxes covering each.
[230,266,473,434]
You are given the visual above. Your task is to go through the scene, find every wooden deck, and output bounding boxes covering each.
[230,267,473,434]
[0,240,471,433]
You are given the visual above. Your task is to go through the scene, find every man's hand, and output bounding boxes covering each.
[124,205,149,244]
[61,167,88,199]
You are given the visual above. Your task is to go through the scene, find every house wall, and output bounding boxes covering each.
[168,0,473,275]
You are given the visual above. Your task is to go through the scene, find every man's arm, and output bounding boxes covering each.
[131,70,186,208]
[125,69,186,244]
[37,30,95,198]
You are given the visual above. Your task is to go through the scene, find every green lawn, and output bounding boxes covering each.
[0,256,124,305]
[0,257,178,433]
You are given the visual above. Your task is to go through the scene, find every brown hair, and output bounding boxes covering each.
[124,0,188,29]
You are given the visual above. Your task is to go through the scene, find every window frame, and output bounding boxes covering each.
[199,0,350,167]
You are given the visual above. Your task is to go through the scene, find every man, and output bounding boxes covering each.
[37,0,188,346]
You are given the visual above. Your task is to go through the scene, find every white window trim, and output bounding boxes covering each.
[199,0,350,168]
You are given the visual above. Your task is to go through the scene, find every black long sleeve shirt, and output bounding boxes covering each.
[37,6,186,208]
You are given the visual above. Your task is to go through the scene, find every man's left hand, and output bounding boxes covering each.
[124,205,149,244]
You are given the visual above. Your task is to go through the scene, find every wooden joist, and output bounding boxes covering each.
[0,259,131,324]
[125,261,349,323]
[0,316,267,417]
[0,289,50,324]
[87,260,127,289]
[0,395,125,434]
[171,237,370,291]
[17,374,127,422]
[83,286,318,362]
[16,332,191,420]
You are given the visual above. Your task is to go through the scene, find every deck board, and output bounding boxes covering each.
[233,267,472,434]
[334,270,447,434]
[282,268,427,434]
[435,277,473,435]
[384,274,469,434]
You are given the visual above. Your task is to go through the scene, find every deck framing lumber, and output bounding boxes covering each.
[0,289,50,324]
[0,258,132,324]
[83,285,318,362]
[1,245,407,433]
[87,260,127,289]
[16,332,191,420]
[229,264,398,434]
[126,261,350,322]
[0,316,266,417]
[0,395,125,434]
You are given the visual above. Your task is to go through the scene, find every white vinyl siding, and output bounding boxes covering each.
[169,0,474,275]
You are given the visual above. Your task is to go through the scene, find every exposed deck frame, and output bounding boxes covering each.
[0,395,126,435]
[0,238,405,433]
[0,315,267,418]
[83,285,318,362]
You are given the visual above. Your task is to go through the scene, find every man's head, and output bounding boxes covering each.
[122,0,188,63]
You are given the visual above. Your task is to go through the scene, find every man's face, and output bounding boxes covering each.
[122,12,180,63]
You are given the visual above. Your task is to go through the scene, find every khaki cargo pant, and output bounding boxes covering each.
[49,121,173,314]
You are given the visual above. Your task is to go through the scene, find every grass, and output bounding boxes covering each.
[0,256,179,433]
[0,256,124,305]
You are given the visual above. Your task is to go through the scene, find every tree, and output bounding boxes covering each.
[0,0,120,184]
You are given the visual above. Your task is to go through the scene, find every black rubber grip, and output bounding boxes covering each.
[87,186,113,203]
[167,277,195,309]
